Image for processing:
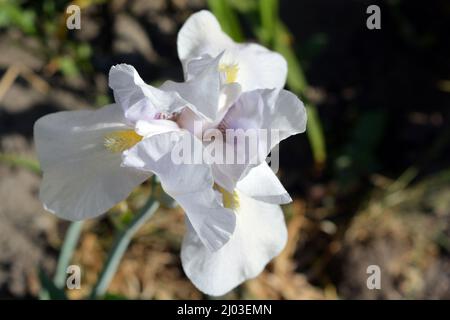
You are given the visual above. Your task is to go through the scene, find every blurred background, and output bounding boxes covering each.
[0,0,449,299]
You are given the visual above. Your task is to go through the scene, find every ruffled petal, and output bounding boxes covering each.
[236,162,291,204]
[209,89,306,190]
[178,11,287,91]
[109,64,186,123]
[207,91,266,191]
[262,89,308,149]
[160,53,224,121]
[134,119,180,137]
[122,131,236,251]
[34,104,151,220]
[181,191,287,296]
[225,88,307,145]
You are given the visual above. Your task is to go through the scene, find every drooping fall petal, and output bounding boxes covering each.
[122,131,236,251]
[181,191,287,296]
[34,104,151,220]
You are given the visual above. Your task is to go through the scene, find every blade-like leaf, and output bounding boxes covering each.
[0,153,41,174]
[39,268,68,300]
[208,0,244,42]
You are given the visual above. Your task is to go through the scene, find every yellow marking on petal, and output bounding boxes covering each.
[104,130,142,153]
[219,63,239,84]
[214,183,240,210]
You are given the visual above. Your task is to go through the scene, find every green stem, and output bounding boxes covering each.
[89,197,160,299]
[53,221,84,288]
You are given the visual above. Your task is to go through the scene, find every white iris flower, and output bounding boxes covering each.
[108,58,306,296]
[34,59,237,252]
[34,9,308,297]
[116,10,307,296]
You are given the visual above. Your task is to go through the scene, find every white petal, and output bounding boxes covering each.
[208,89,306,190]
[134,119,179,137]
[109,64,186,123]
[210,155,257,193]
[177,10,234,67]
[237,162,292,204]
[176,108,203,139]
[221,89,265,130]
[181,191,287,296]
[184,55,242,124]
[228,88,307,149]
[183,54,216,81]
[214,82,242,126]
[178,11,287,91]
[233,43,287,92]
[122,132,236,251]
[207,162,252,194]
[34,104,151,221]
[263,89,308,148]
[176,81,242,137]
[208,91,266,191]
[160,53,223,121]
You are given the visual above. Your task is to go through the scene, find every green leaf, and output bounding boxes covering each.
[259,0,278,46]
[0,153,41,174]
[207,0,244,42]
[0,1,37,34]
[39,268,68,300]
[300,32,328,61]
[335,110,387,185]
[89,198,160,299]
[103,293,129,300]
[305,104,327,167]
[58,56,80,78]
[96,94,111,108]
[272,23,326,165]
[273,22,307,93]
[228,0,258,13]
[53,221,84,289]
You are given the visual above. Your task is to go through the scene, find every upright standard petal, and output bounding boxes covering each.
[232,43,287,92]
[175,54,242,136]
[160,53,224,121]
[177,10,234,66]
[34,104,151,220]
[181,191,288,296]
[177,10,287,92]
[122,131,236,251]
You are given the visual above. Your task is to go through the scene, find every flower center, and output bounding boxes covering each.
[104,130,142,153]
[219,63,239,84]
[214,183,240,210]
